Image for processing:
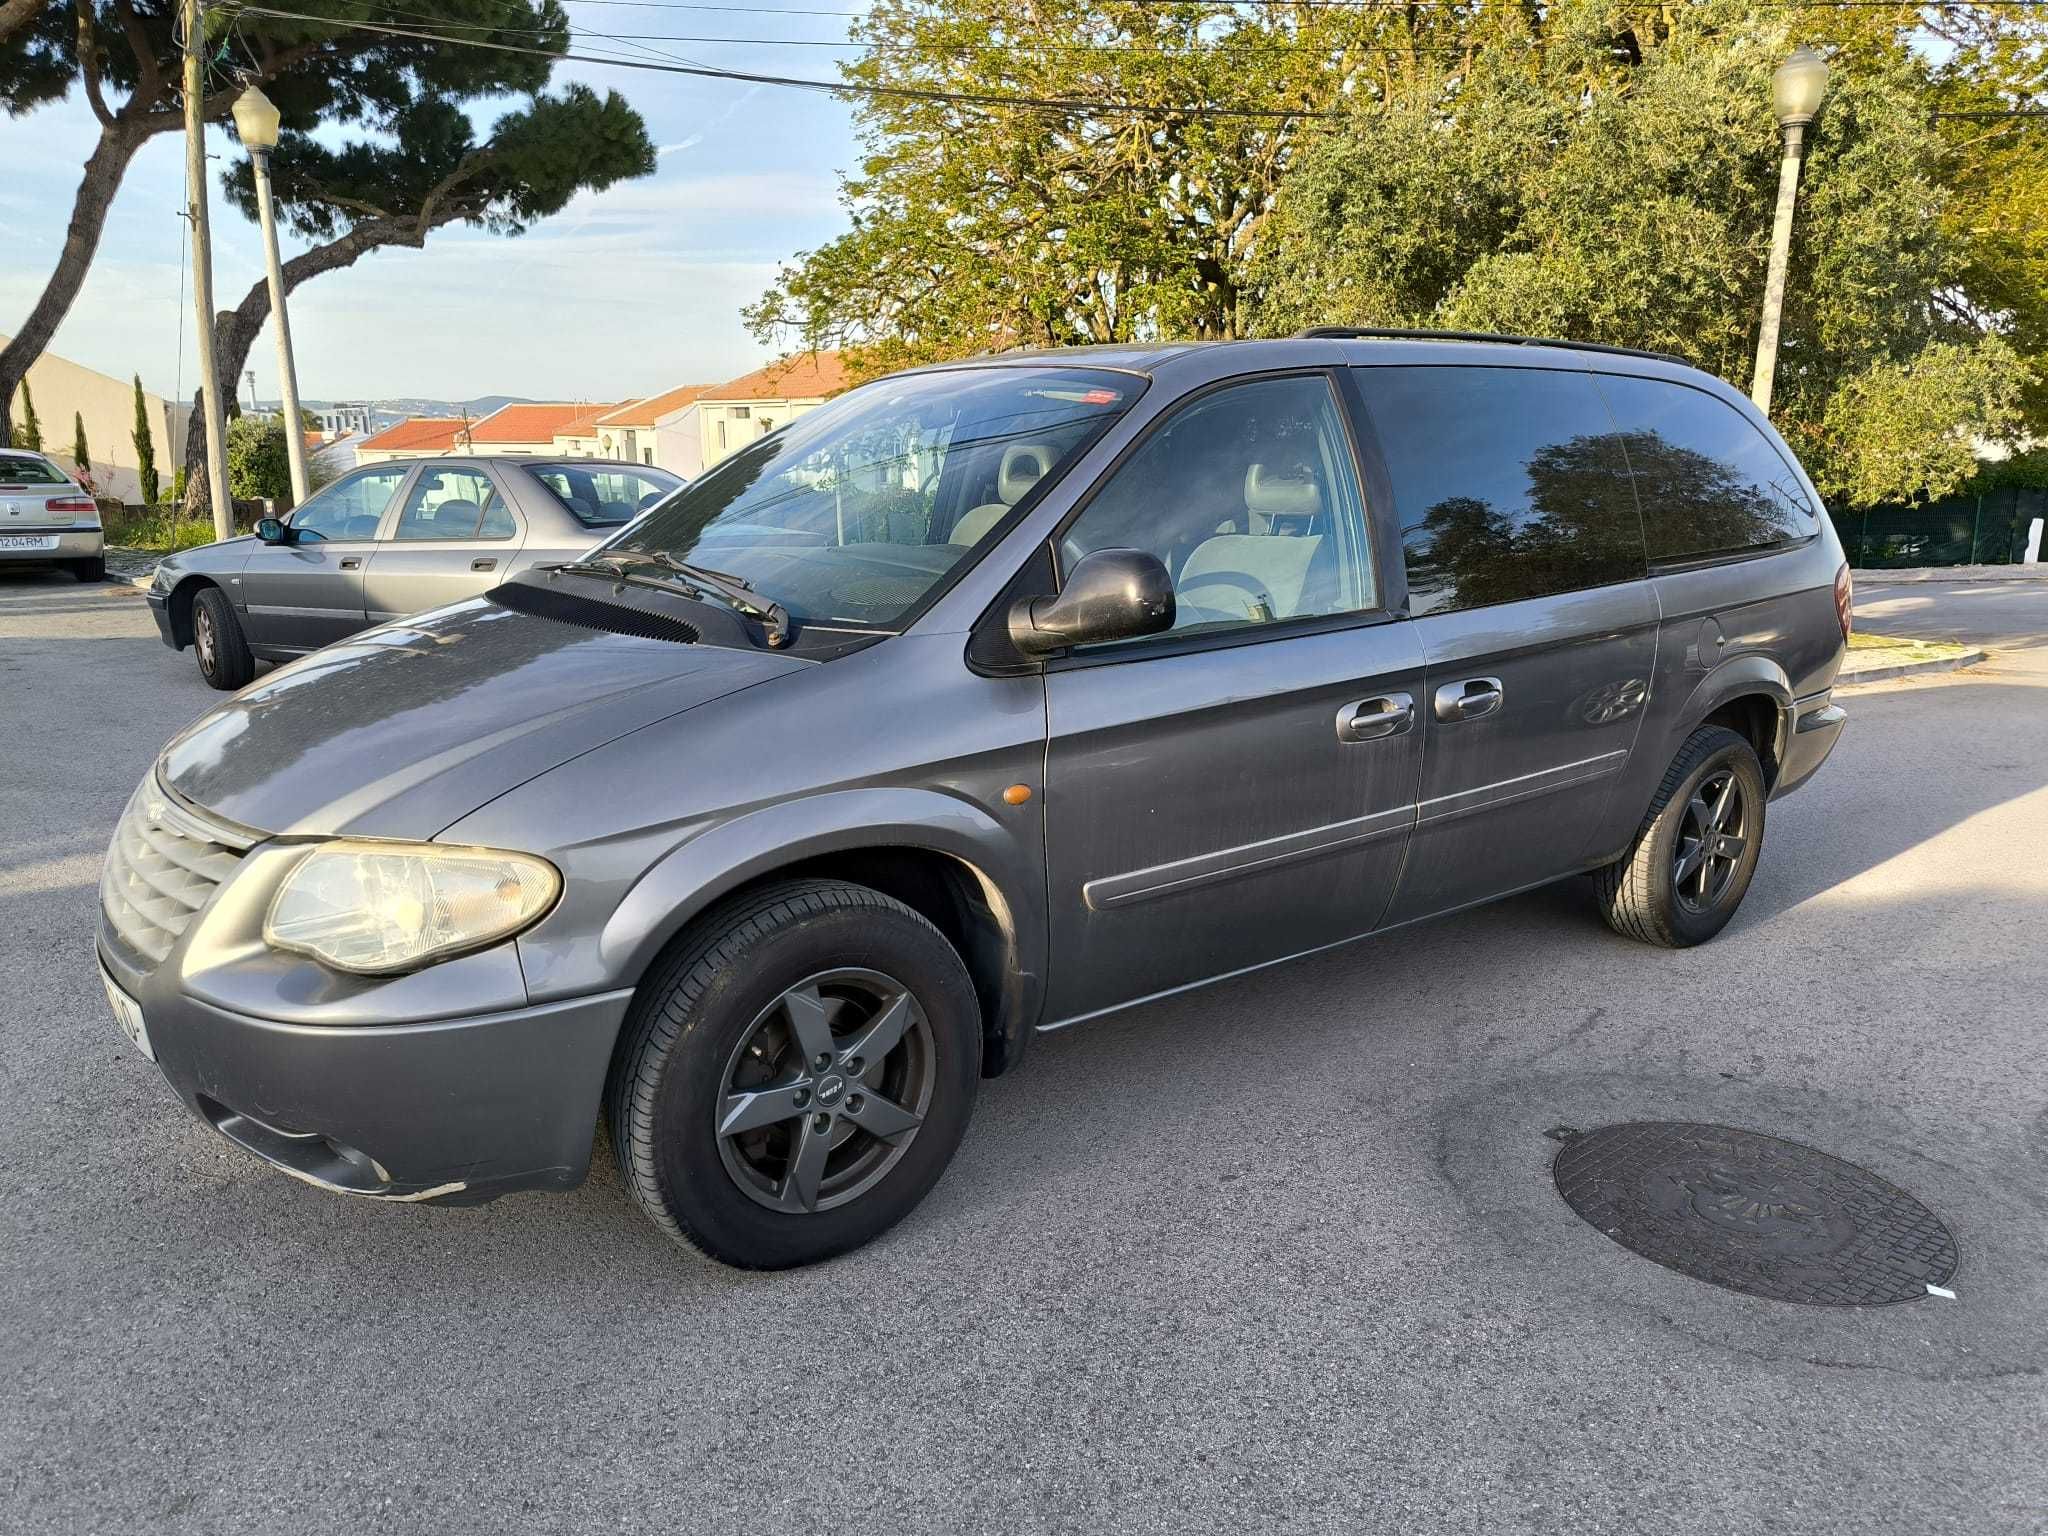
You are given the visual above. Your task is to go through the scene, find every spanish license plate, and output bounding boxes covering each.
[0,534,60,551]
[100,965,154,1061]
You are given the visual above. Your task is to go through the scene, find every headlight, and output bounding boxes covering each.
[264,842,560,974]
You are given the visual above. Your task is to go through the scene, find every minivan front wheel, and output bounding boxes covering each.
[1594,725,1767,948]
[609,880,981,1268]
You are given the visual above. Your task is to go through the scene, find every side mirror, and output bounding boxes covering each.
[1008,547,1175,657]
[254,517,290,545]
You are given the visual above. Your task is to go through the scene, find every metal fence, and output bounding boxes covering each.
[1832,487,2048,569]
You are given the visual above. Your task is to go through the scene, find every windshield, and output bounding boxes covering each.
[601,365,1139,629]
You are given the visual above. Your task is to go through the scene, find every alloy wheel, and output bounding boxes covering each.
[195,605,216,672]
[715,967,934,1214]
[1673,767,1748,913]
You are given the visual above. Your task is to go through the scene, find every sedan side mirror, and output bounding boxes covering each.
[1008,547,1175,657]
[254,517,291,545]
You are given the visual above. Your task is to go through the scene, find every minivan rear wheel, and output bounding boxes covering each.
[608,879,981,1269]
[1594,725,1766,948]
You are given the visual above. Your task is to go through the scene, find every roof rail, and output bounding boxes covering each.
[1292,326,1688,367]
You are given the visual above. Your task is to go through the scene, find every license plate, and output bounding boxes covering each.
[0,534,60,551]
[100,965,154,1061]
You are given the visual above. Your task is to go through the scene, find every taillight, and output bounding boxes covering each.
[45,495,97,517]
[1834,562,1853,642]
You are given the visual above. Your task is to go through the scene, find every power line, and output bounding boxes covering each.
[234,4,1362,116]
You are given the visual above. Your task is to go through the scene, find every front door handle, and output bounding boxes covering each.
[1434,676,1504,723]
[338,556,362,571]
[1336,692,1414,743]
[471,557,497,572]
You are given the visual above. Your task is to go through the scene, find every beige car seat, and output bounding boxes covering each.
[1176,463,1334,622]
[949,442,1056,546]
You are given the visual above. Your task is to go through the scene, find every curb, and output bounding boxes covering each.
[1837,648,1987,685]
[1855,565,2048,584]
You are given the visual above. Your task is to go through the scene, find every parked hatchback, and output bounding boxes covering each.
[147,456,681,687]
[99,334,1849,1268]
[0,449,104,580]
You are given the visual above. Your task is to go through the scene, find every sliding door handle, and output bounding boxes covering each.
[1336,693,1414,743]
[1434,677,1504,722]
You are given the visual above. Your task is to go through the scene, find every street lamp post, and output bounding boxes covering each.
[232,84,312,506]
[1750,46,1831,415]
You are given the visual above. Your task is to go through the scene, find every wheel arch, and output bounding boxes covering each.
[601,789,1045,1077]
[1669,656,1793,789]
[165,574,221,650]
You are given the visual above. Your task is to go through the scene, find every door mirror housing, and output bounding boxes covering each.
[1008,547,1175,656]
[254,517,292,545]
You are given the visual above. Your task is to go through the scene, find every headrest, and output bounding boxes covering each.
[431,498,480,521]
[1244,463,1320,520]
[998,442,1055,506]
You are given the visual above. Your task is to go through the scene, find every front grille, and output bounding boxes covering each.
[99,777,253,972]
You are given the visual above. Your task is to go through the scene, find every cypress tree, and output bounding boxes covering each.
[132,375,160,505]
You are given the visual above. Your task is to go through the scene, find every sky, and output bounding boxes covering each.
[0,3,867,406]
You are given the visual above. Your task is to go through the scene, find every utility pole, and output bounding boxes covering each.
[183,0,233,540]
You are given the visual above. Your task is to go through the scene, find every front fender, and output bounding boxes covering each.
[599,786,1046,1062]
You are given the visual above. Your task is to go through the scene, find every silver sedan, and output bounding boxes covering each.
[147,456,681,688]
[1,449,105,581]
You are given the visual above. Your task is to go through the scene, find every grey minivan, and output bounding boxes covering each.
[146,456,681,688]
[98,333,1850,1268]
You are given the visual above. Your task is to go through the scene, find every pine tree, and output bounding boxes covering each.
[131,375,159,505]
[17,380,41,451]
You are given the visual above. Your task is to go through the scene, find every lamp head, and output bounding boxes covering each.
[232,84,281,154]
[1772,46,1830,129]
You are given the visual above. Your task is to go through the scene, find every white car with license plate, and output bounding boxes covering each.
[0,450,106,580]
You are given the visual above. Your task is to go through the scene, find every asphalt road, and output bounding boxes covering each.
[3,570,2045,1535]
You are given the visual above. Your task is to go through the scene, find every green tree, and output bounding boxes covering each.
[131,374,158,505]
[0,0,580,446]
[224,415,291,505]
[182,84,654,510]
[1249,14,2036,503]
[15,379,41,451]
[70,410,91,490]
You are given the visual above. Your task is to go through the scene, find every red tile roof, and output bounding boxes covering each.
[355,416,465,452]
[553,403,624,439]
[465,402,611,444]
[701,351,848,402]
[595,383,715,429]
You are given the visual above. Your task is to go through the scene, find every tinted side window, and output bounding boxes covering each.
[1593,374,1818,562]
[1062,374,1377,640]
[1356,366,1644,616]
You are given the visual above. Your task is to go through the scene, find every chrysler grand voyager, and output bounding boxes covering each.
[98,332,1850,1268]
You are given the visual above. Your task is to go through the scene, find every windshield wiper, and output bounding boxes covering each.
[546,554,791,647]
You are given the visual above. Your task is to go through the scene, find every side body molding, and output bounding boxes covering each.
[598,786,1046,1067]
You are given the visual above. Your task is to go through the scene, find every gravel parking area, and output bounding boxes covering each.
[3,571,2045,1534]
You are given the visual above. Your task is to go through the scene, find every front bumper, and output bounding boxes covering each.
[114,974,635,1204]
[0,527,102,562]
[1773,690,1846,800]
[145,588,177,647]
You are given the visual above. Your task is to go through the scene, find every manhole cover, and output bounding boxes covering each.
[1552,1122,1958,1305]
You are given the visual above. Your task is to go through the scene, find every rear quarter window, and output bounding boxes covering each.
[1592,374,1819,563]
[1354,365,1645,616]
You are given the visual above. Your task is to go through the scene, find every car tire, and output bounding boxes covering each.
[72,556,106,582]
[192,585,255,691]
[1594,725,1767,948]
[609,879,981,1269]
